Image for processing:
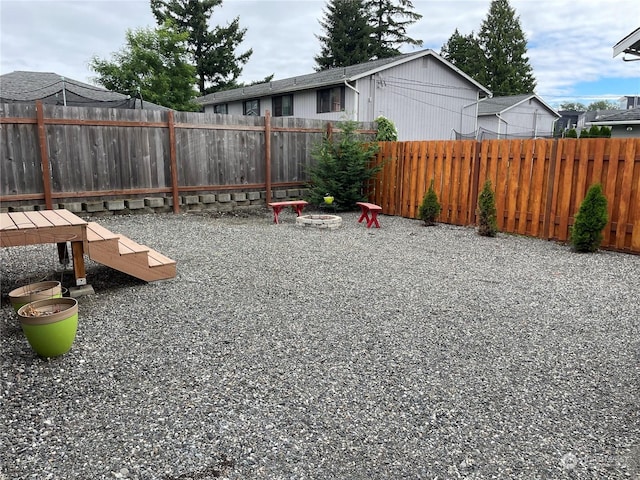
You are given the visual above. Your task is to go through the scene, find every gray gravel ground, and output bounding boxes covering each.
[1,209,639,480]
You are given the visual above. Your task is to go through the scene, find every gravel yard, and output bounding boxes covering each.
[1,209,638,479]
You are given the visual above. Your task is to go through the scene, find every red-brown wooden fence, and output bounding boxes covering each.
[368,138,640,254]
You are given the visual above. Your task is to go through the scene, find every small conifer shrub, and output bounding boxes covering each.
[477,180,498,237]
[307,120,380,211]
[418,179,441,226]
[570,183,608,252]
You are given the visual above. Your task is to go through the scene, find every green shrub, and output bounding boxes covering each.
[418,179,441,226]
[477,180,498,237]
[570,183,608,252]
[579,128,590,138]
[306,120,380,211]
[375,116,398,141]
[588,125,602,137]
[565,128,578,138]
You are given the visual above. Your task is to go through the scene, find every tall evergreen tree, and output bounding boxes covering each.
[440,0,535,95]
[477,0,536,95]
[151,0,252,95]
[315,0,422,70]
[315,0,373,70]
[440,28,486,85]
[365,0,423,58]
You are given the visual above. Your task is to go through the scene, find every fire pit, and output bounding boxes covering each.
[296,214,342,230]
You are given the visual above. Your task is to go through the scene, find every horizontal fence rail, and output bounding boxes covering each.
[369,138,640,254]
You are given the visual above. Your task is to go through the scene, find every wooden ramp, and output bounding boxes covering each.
[84,222,176,282]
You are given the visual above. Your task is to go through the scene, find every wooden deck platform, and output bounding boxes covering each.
[1,209,176,285]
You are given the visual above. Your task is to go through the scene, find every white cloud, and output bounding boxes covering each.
[1,0,638,104]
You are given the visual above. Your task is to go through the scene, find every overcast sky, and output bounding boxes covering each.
[1,0,639,108]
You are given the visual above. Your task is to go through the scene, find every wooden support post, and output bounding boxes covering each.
[167,110,179,214]
[71,241,87,286]
[36,100,53,209]
[265,110,272,205]
[57,242,70,265]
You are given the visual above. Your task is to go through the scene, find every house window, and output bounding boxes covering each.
[317,86,345,113]
[273,95,293,117]
[243,99,260,116]
[213,104,228,114]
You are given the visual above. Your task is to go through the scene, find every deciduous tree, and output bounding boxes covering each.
[559,102,586,111]
[586,100,618,111]
[90,22,199,111]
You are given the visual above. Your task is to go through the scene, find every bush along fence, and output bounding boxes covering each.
[368,138,640,254]
[0,101,374,214]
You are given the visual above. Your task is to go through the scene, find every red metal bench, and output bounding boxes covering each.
[356,202,382,228]
[268,200,308,224]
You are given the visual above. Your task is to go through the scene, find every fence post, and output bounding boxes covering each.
[265,110,272,205]
[167,110,179,214]
[35,100,53,209]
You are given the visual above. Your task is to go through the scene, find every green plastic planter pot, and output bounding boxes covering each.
[18,298,78,357]
[9,281,62,312]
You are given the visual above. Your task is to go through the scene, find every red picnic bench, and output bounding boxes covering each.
[268,200,308,224]
[356,202,382,228]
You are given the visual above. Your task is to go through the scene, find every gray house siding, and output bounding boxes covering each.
[477,96,559,138]
[359,56,481,140]
[199,50,490,140]
[608,126,637,138]
[588,107,640,138]
[206,89,357,122]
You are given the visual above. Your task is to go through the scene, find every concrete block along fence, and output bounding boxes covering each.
[0,189,310,217]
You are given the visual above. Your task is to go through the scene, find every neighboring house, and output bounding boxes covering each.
[0,71,169,110]
[613,27,640,60]
[587,107,640,138]
[196,49,491,141]
[475,94,560,139]
[556,110,583,133]
[619,95,640,110]
[577,110,621,130]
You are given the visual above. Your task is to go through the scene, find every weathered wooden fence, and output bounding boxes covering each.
[368,138,640,253]
[0,101,375,211]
